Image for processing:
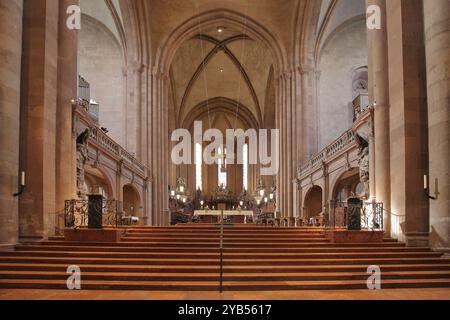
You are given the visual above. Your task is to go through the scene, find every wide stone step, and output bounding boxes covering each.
[120,237,330,243]
[1,270,450,282]
[35,240,408,248]
[0,256,448,266]
[2,262,450,273]
[1,278,450,291]
[14,245,427,254]
[0,250,441,260]
[122,233,326,238]
[131,225,325,230]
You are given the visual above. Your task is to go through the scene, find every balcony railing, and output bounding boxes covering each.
[74,103,148,178]
[298,129,356,177]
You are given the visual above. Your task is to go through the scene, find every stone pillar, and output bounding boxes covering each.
[275,76,283,218]
[275,70,298,218]
[367,0,391,235]
[387,0,429,246]
[125,61,143,158]
[300,65,318,160]
[56,0,79,225]
[292,179,299,218]
[368,118,376,199]
[149,70,170,226]
[19,0,59,240]
[0,0,23,248]
[424,0,450,251]
[321,163,329,212]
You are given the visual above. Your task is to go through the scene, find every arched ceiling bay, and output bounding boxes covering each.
[80,0,124,47]
[171,26,273,126]
[315,0,366,57]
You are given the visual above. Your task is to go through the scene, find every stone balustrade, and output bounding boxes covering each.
[298,129,356,179]
[74,103,149,178]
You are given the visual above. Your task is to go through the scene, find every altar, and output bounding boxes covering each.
[193,210,254,224]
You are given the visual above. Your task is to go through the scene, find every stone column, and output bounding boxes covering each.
[367,0,391,235]
[55,0,79,225]
[275,70,299,218]
[424,0,450,251]
[292,179,299,218]
[125,61,143,158]
[149,70,170,226]
[19,0,59,240]
[275,76,283,218]
[368,117,376,199]
[387,0,429,246]
[300,65,318,160]
[322,163,329,219]
[0,0,23,249]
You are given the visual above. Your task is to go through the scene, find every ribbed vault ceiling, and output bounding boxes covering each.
[170,26,273,126]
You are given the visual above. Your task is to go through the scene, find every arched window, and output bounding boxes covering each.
[195,143,202,190]
[218,146,227,187]
[243,143,248,191]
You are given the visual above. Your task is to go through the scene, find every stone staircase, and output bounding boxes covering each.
[1,224,450,291]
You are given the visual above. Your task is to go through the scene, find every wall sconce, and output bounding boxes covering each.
[424,174,439,200]
[13,171,26,197]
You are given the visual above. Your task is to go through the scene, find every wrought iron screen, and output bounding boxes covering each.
[64,199,120,228]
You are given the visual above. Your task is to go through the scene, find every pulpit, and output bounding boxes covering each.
[347,197,362,230]
[88,194,103,228]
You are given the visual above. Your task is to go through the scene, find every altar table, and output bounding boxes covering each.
[193,210,254,223]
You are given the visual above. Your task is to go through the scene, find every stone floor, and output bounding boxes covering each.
[1,288,450,300]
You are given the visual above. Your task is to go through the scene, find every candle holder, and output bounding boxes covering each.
[424,175,439,200]
[13,171,26,197]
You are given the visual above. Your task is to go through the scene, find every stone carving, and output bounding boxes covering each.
[76,128,91,198]
[355,133,369,199]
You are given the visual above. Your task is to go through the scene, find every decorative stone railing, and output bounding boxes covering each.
[73,103,149,178]
[298,129,356,178]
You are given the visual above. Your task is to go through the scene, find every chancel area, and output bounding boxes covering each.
[0,0,450,298]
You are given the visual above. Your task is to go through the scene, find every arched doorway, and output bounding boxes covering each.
[304,186,323,219]
[84,164,113,199]
[332,167,361,203]
[330,168,361,227]
[122,184,141,218]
